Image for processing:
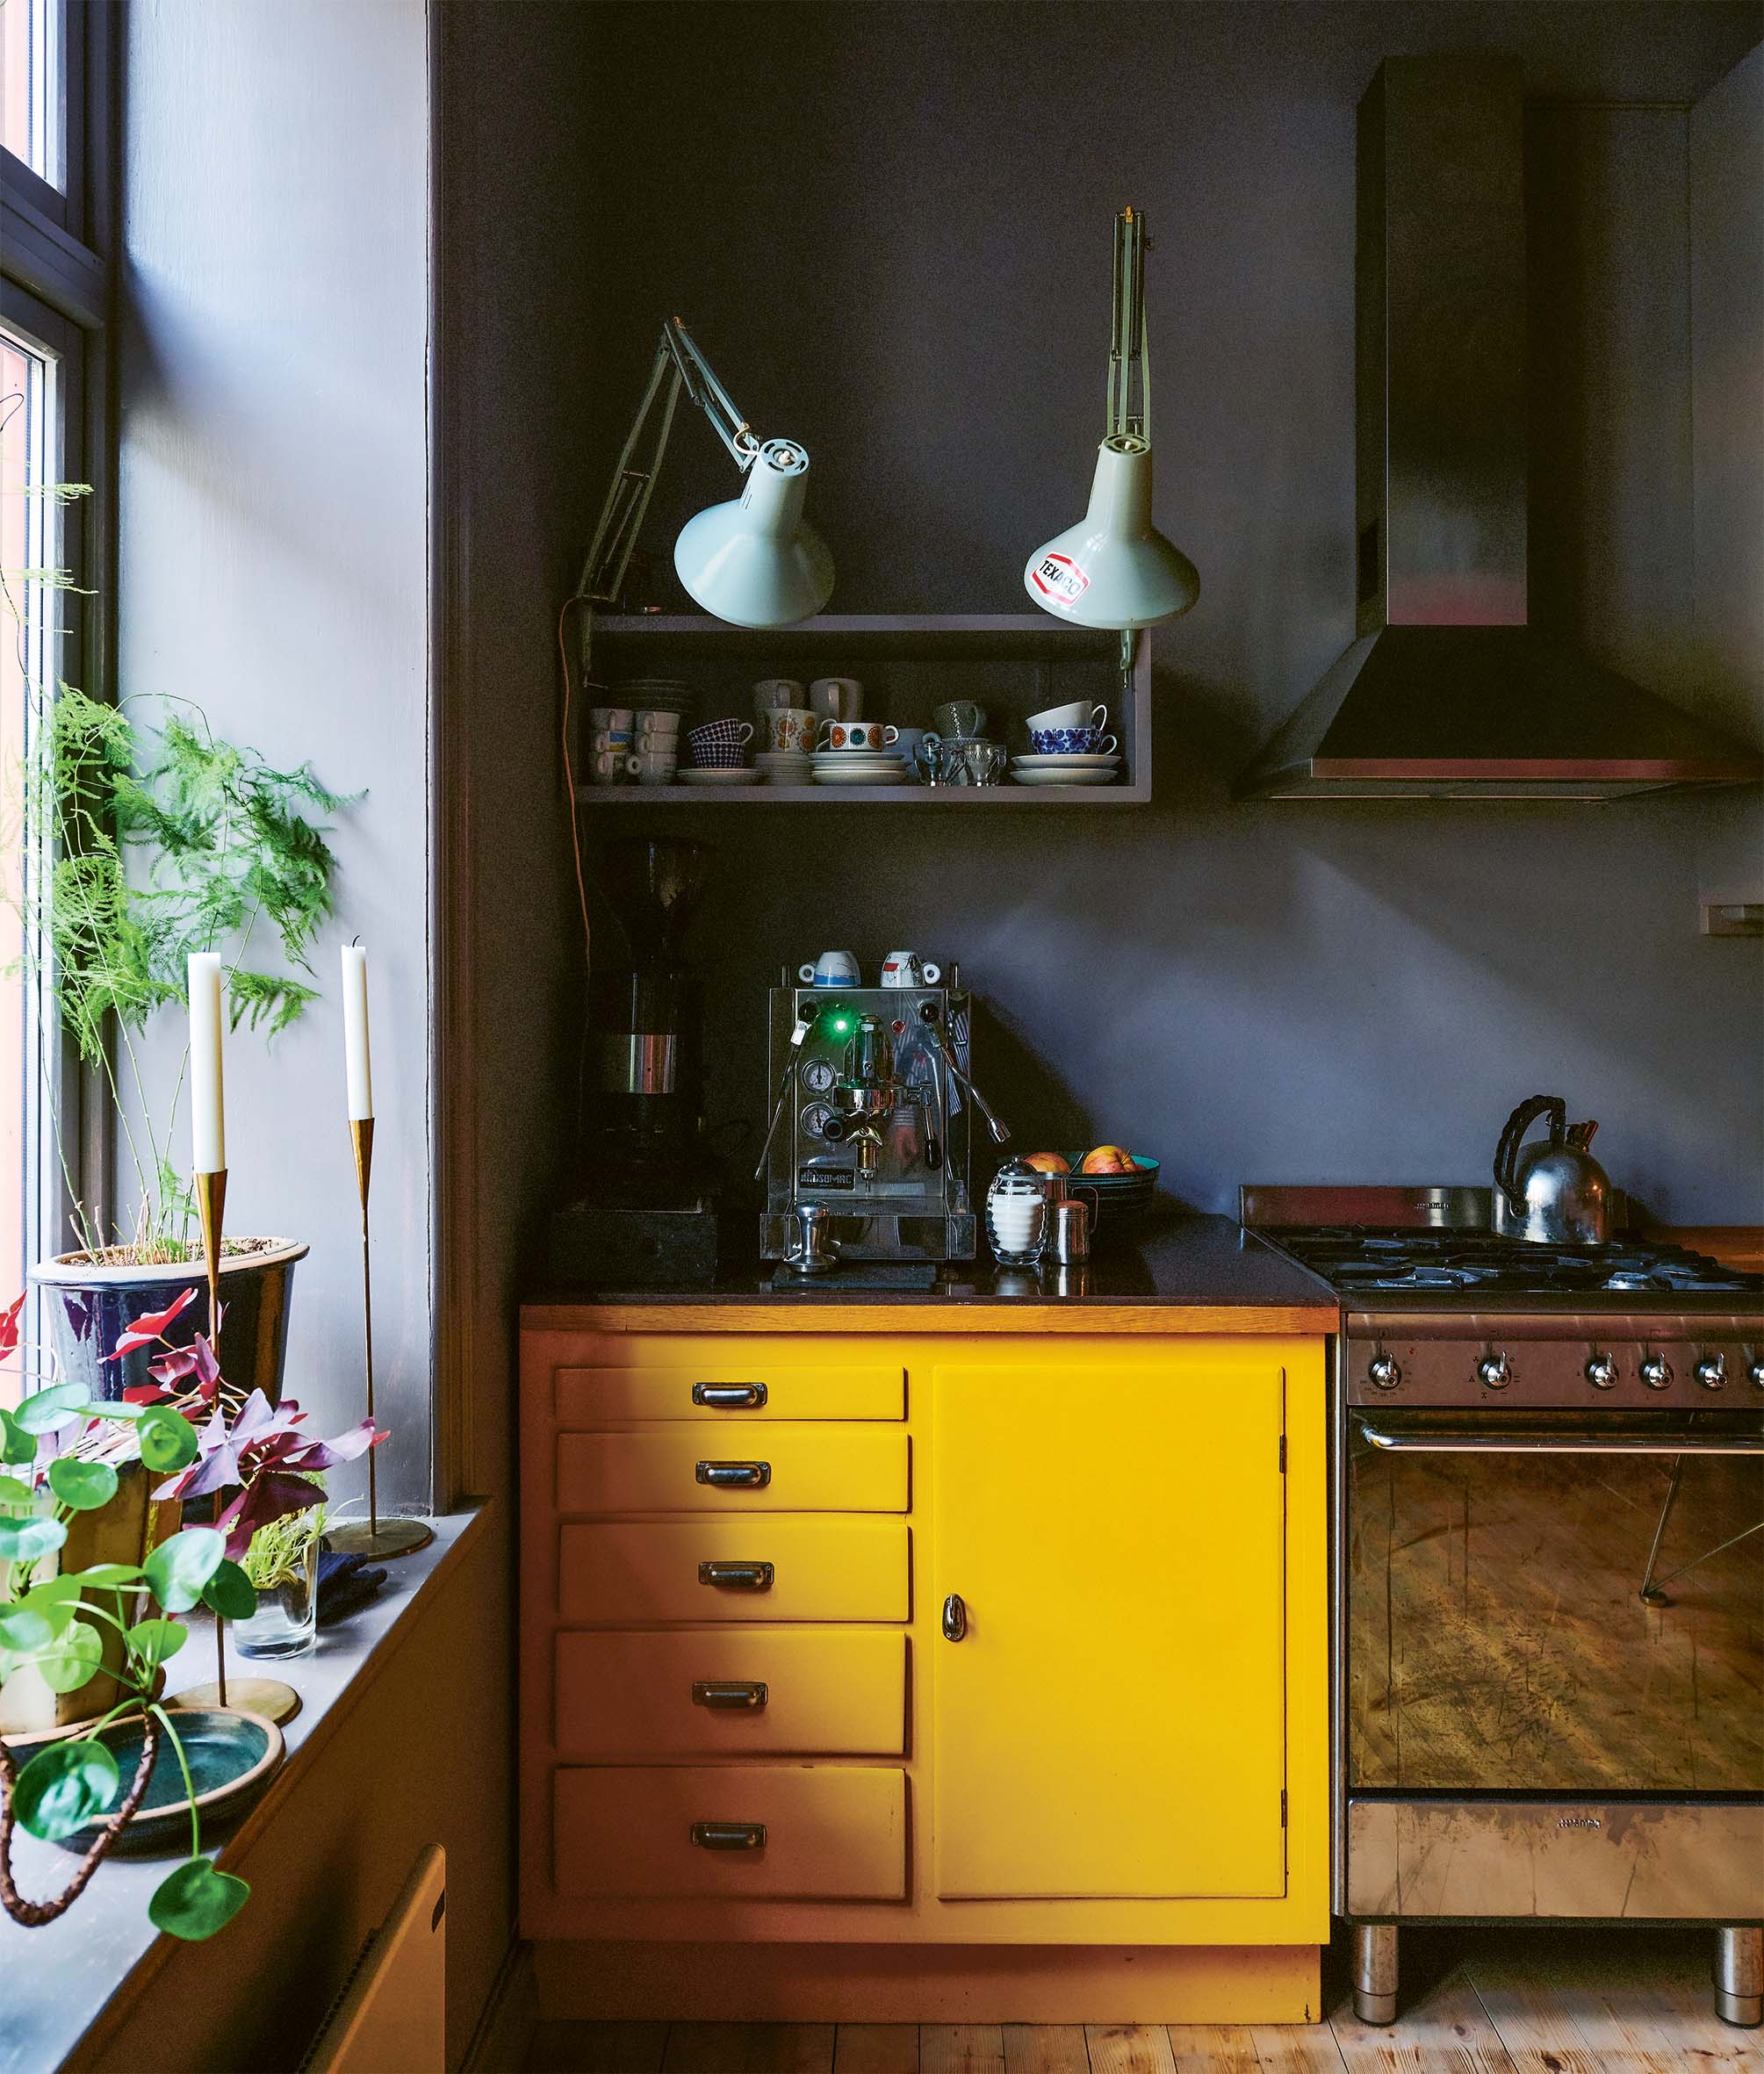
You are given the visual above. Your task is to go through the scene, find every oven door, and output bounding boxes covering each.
[1345,1408,1764,1921]
[1348,1408,1764,1799]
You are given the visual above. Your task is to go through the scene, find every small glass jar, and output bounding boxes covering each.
[235,1538,320,1660]
[985,1161,1048,1266]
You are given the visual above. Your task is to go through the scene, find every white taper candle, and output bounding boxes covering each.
[341,943,374,1121]
[188,952,226,1172]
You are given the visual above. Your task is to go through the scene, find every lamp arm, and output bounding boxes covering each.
[574,337,686,605]
[1105,206,1150,445]
[663,316,763,469]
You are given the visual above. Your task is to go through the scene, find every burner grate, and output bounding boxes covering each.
[1269,1225,1764,1300]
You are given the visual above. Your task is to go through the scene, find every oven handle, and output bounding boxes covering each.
[1357,1426,1763,1457]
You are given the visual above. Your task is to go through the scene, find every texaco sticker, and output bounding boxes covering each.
[1030,552,1090,605]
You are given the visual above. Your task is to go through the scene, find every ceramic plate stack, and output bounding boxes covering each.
[677,767,761,787]
[812,750,909,787]
[756,752,813,786]
[613,678,692,717]
[1010,751,1122,788]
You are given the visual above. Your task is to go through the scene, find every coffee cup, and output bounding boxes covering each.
[590,705,634,733]
[635,709,680,735]
[635,751,679,787]
[798,950,861,988]
[1026,698,1107,734]
[818,719,898,753]
[590,728,634,753]
[810,677,863,722]
[588,749,639,785]
[932,700,986,740]
[765,707,820,754]
[880,951,941,989]
[752,679,806,722]
[1028,726,1119,756]
[687,717,754,767]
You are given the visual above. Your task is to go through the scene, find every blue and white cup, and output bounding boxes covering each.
[798,949,861,988]
[687,717,754,768]
[1029,725,1119,756]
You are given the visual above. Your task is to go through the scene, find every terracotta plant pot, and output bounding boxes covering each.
[29,1238,309,1406]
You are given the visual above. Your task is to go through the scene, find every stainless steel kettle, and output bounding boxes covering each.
[1492,1095,1613,1245]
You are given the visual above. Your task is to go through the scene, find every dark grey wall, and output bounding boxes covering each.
[558,2,1764,1223]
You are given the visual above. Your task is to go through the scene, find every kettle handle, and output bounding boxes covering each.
[1494,1095,1566,1214]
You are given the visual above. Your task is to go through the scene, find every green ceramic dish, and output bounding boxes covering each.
[58,1706,284,1854]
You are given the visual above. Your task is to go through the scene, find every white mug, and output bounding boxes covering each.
[634,709,680,735]
[590,705,635,732]
[798,949,861,988]
[1026,698,1107,733]
[635,752,679,787]
[810,677,864,722]
[880,950,940,989]
[588,750,639,785]
[752,679,806,720]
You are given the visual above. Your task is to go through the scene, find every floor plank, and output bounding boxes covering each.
[1163,2027,1262,2073]
[1248,2027,1350,2073]
[920,2027,1007,2074]
[1087,2023,1177,2074]
[1002,2026,1089,2074]
[1328,1965,1516,2073]
[663,2023,837,2074]
[1452,1950,1619,2074]
[834,2027,923,2074]
[528,2019,671,2072]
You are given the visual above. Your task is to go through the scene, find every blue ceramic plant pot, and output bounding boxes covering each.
[28,1238,308,1405]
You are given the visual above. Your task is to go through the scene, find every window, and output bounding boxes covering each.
[3,2,107,1370]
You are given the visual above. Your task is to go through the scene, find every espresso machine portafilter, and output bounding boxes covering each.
[758,971,1009,1270]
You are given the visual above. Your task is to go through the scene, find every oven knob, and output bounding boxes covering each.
[1585,1353,1618,1391]
[1696,1354,1727,1392]
[1751,1358,1764,1390]
[1367,1355,1402,1391]
[1640,1355,1673,1391]
[1477,1353,1512,1391]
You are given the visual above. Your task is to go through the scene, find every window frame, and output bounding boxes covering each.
[2,0,114,1287]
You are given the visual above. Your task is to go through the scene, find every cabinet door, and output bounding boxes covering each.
[932,1353,1287,1899]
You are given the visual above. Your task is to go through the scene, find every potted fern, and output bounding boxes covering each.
[14,688,354,1406]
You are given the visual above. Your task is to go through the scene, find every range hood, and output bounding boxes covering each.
[1235,54,1762,802]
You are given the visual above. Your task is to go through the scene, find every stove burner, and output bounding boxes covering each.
[1268,1226,1764,1300]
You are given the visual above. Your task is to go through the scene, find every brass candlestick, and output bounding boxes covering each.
[173,1168,302,1725]
[327,1118,432,1560]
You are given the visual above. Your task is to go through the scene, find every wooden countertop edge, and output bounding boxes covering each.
[519,1301,1341,1335]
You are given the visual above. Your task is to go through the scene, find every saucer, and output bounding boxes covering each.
[678,766,761,786]
[1009,767,1120,786]
[814,766,909,785]
[1010,751,1121,769]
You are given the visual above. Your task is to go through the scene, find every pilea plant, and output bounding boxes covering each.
[0,1293,380,1940]
[11,684,355,1261]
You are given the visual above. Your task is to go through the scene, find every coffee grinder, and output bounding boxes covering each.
[549,837,721,1285]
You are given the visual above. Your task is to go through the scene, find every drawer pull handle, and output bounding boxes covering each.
[690,1820,767,1852]
[698,1560,774,1590]
[942,1592,968,1642]
[696,1459,772,1488]
[692,1382,768,1409]
[692,1680,768,1710]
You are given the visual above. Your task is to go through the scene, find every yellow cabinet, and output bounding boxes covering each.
[931,1351,1288,1901]
[557,1425,909,1515]
[555,1361,904,1424]
[558,1517,911,1624]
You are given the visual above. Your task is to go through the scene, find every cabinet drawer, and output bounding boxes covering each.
[556,1363,904,1424]
[553,1764,907,1900]
[557,1426,909,1515]
[558,1518,911,1624]
[556,1630,907,1758]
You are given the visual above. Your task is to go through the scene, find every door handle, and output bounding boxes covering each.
[697,1560,774,1590]
[1358,1426,1763,1457]
[690,1821,767,1851]
[692,1680,768,1710]
[692,1383,768,1409]
[696,1460,772,1487]
[942,1592,967,1641]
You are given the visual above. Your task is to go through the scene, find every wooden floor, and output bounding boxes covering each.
[524,1928,1764,2071]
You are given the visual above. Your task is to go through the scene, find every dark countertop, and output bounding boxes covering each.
[522,1213,1340,1336]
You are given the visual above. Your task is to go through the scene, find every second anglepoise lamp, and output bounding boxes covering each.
[1024,208,1199,631]
[577,315,833,627]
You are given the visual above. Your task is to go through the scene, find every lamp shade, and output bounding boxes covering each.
[1023,436,1199,630]
[673,438,834,628]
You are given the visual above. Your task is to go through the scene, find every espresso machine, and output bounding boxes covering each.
[550,838,721,1285]
[758,968,1010,1271]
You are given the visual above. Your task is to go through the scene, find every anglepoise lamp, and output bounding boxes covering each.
[1024,208,1199,637]
[576,315,833,626]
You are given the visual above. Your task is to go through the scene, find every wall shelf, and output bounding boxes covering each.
[578,613,1153,803]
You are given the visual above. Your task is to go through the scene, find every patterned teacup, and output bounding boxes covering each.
[687,717,754,768]
[766,708,820,754]
[818,720,898,753]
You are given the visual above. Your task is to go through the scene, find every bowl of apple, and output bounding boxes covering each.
[1021,1148,1159,1247]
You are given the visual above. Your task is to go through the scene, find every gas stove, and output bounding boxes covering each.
[1264,1225,1762,1300]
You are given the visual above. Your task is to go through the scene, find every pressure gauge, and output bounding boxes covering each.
[801,1057,837,1094]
